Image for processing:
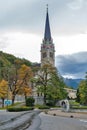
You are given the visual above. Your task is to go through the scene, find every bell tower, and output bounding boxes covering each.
[41,5,55,67]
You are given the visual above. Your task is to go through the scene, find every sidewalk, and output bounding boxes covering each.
[47,109,87,119]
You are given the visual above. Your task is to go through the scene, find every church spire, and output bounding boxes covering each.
[44,5,51,41]
[41,5,55,67]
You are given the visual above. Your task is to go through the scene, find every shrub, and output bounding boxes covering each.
[7,107,34,112]
[26,97,35,106]
[46,101,55,106]
[37,105,50,109]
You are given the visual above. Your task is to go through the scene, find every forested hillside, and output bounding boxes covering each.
[0,51,36,68]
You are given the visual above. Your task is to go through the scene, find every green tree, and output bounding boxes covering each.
[33,64,67,105]
[46,71,67,105]
[77,72,87,105]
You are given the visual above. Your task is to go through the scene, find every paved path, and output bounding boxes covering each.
[0,110,24,122]
[27,112,87,130]
[39,112,87,130]
[0,110,40,130]
[0,109,87,130]
[47,109,87,119]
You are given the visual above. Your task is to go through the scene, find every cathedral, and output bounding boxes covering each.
[33,6,55,104]
[33,7,76,104]
[41,6,55,67]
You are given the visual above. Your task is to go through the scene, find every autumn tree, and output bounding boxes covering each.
[17,64,33,100]
[0,62,33,105]
[0,80,8,107]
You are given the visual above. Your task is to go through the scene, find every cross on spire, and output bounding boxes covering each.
[46,4,48,11]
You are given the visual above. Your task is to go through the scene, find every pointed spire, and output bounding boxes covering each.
[44,5,51,41]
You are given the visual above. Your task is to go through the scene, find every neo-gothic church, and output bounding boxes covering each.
[33,7,55,104]
[41,7,55,67]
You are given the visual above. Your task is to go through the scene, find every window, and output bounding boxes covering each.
[43,52,47,58]
[50,52,53,58]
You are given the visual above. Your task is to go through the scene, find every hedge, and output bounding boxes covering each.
[7,107,34,112]
[36,105,50,109]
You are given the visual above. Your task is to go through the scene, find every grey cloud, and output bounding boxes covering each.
[0,0,86,35]
[0,0,67,33]
[55,52,87,78]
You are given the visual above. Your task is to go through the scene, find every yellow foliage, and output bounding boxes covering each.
[18,85,32,96]
[0,79,8,98]
[24,87,32,96]
[18,64,33,80]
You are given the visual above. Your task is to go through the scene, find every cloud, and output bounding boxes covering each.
[67,0,84,10]
[0,35,9,49]
[55,52,87,78]
[1,31,41,62]
[0,0,86,35]
[54,33,87,56]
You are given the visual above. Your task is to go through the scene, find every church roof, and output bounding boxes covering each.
[44,6,51,41]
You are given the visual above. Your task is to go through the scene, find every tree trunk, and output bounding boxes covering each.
[43,85,46,105]
[12,94,15,105]
[44,94,46,105]
[2,98,4,108]
[25,94,27,101]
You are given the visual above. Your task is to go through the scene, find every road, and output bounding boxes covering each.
[0,110,87,130]
[28,112,87,130]
[0,110,40,130]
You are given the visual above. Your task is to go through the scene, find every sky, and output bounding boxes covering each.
[56,52,87,79]
[0,0,87,78]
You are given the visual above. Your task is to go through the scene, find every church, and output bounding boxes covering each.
[32,6,77,104]
[32,6,55,104]
[41,6,55,67]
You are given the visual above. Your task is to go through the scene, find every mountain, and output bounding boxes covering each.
[64,78,83,89]
[0,51,40,68]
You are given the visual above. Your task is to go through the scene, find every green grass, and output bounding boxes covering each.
[0,107,6,110]
[69,100,80,106]
[35,104,50,109]
[71,105,87,109]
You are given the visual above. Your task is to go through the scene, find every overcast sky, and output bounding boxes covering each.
[0,0,87,78]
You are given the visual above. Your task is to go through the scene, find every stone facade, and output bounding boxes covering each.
[41,7,55,67]
[64,88,77,99]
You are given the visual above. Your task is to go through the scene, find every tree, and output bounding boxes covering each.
[4,64,33,105]
[33,64,67,105]
[77,72,87,105]
[76,88,80,103]
[46,71,67,105]
[0,80,8,107]
[76,80,86,104]
[17,64,33,99]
